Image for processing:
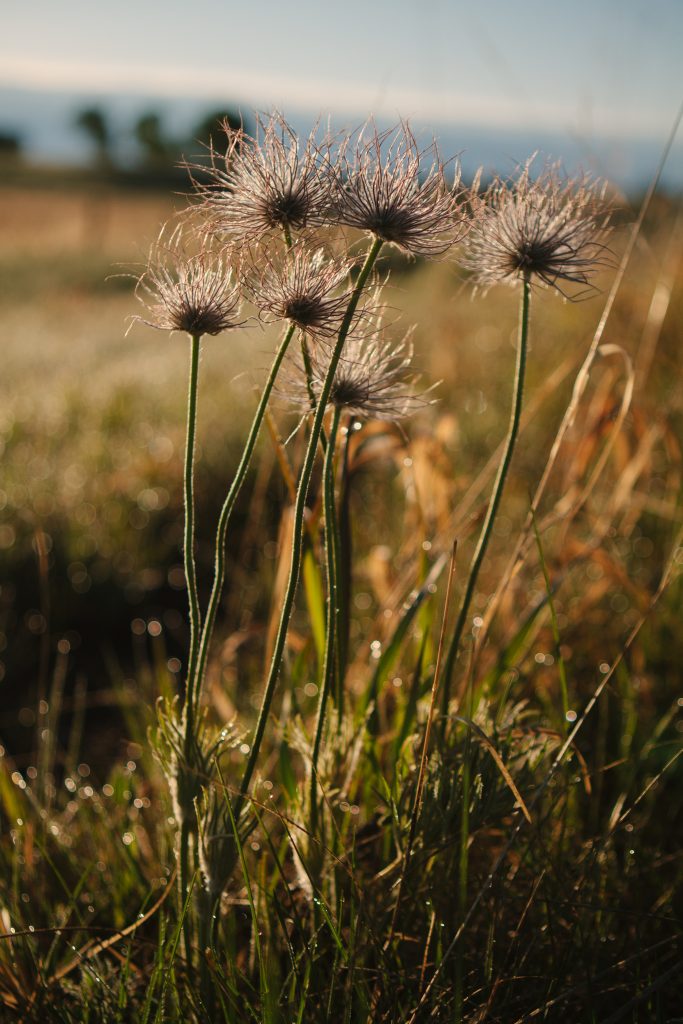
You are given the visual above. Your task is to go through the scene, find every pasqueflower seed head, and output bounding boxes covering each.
[332,120,467,258]
[463,159,612,295]
[243,243,363,338]
[194,112,334,245]
[134,226,243,337]
[282,324,428,422]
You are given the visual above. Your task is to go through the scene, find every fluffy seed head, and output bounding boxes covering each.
[134,226,243,336]
[463,160,612,295]
[194,112,334,245]
[243,244,362,337]
[282,324,428,422]
[332,121,467,258]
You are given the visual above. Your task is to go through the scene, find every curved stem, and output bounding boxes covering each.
[189,322,297,718]
[234,236,384,822]
[183,334,202,743]
[310,403,342,832]
[440,275,531,719]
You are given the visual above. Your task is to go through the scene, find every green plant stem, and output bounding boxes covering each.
[454,747,471,1022]
[234,236,384,822]
[310,403,342,832]
[300,333,323,436]
[183,334,202,744]
[189,322,297,719]
[197,888,217,1018]
[335,417,354,704]
[178,818,194,965]
[440,275,531,720]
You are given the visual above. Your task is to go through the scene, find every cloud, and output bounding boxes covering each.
[0,56,673,141]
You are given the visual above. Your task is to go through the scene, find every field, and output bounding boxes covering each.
[0,166,682,1023]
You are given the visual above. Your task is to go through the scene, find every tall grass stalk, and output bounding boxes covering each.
[440,273,531,717]
[310,403,342,831]
[385,540,457,950]
[531,506,570,731]
[454,670,475,1022]
[233,236,383,823]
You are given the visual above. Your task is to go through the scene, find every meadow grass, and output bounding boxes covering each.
[0,140,682,1024]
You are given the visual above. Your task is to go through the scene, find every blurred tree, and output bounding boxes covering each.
[192,108,251,153]
[75,107,112,167]
[0,134,21,160]
[134,111,172,165]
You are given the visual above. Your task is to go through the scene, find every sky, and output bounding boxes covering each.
[2,0,682,184]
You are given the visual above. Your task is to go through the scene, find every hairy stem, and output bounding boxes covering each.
[309,403,342,832]
[335,416,354,693]
[234,236,384,821]
[300,333,324,440]
[178,818,194,965]
[183,334,202,746]
[189,322,297,718]
[440,275,531,718]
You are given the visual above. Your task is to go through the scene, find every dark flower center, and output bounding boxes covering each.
[265,188,309,228]
[512,237,558,273]
[330,376,369,408]
[365,205,414,242]
[176,305,226,336]
[284,295,322,326]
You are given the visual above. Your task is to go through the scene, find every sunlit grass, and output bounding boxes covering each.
[0,166,682,1023]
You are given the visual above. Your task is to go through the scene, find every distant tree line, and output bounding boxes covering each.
[74,106,251,174]
[0,133,21,158]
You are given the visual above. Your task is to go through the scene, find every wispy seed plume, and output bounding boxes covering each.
[243,243,368,338]
[333,120,467,258]
[134,225,243,337]
[463,159,612,296]
[194,112,334,246]
[282,323,429,422]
